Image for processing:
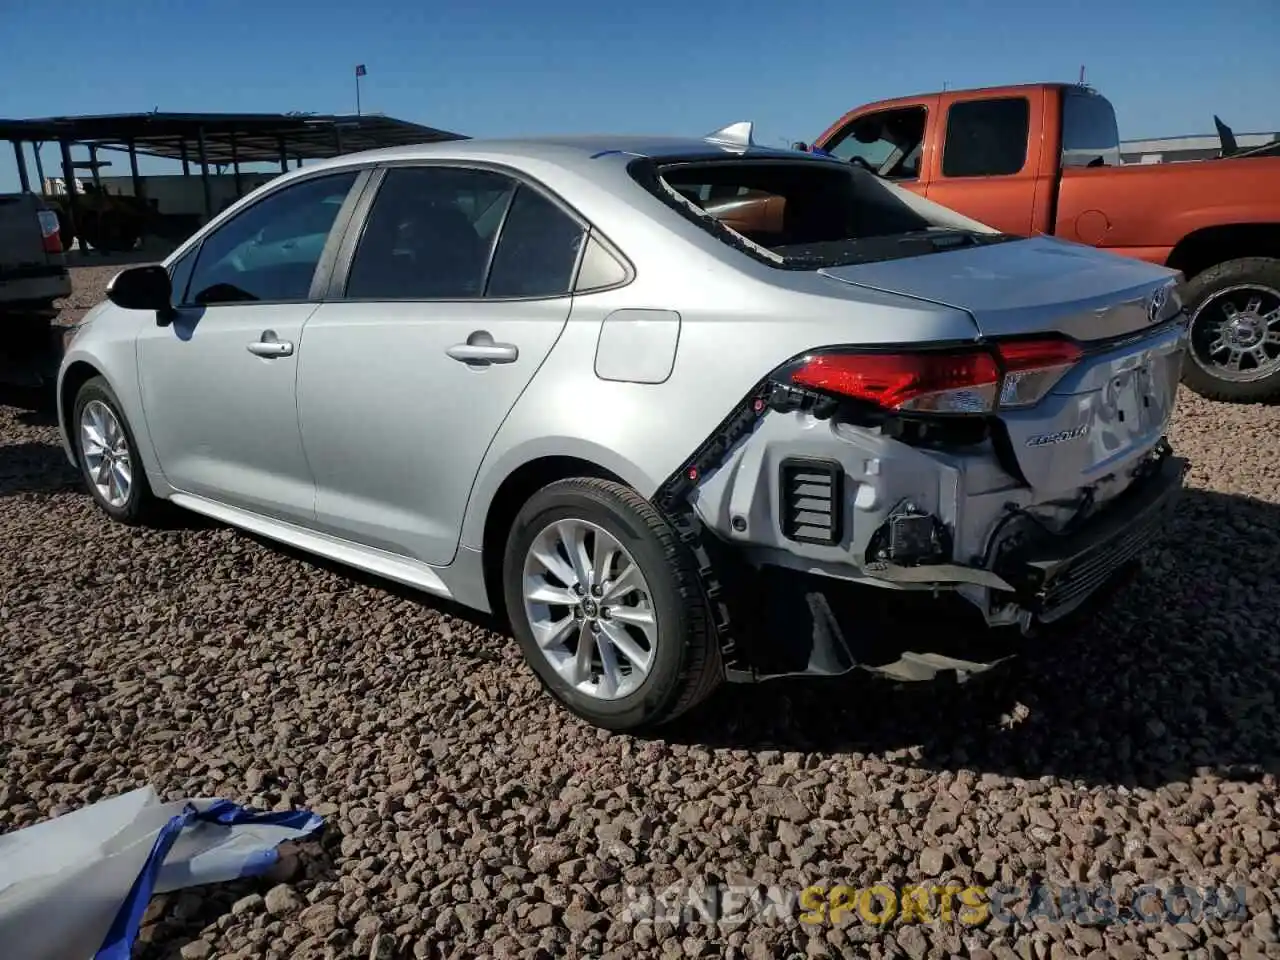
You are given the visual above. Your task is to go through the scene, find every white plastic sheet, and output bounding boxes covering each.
[0,785,324,960]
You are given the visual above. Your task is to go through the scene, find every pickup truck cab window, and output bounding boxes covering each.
[826,106,927,181]
[1061,90,1122,168]
[941,97,1030,178]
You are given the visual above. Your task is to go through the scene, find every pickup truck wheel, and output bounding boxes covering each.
[1181,257,1280,402]
[502,478,723,731]
[72,376,160,525]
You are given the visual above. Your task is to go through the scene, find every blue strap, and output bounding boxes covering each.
[93,801,324,960]
[93,805,197,960]
[196,800,323,833]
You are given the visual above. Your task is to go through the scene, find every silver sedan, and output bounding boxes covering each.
[59,126,1188,729]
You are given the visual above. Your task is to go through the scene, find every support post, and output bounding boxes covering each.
[59,139,79,250]
[278,137,288,173]
[196,126,213,223]
[333,127,344,157]
[180,140,190,176]
[128,138,145,205]
[229,132,242,197]
[88,144,104,192]
[33,143,46,192]
[11,141,31,192]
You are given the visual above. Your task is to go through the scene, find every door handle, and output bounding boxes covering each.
[247,330,294,358]
[447,330,518,367]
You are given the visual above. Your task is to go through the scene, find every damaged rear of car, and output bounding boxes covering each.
[630,145,1188,686]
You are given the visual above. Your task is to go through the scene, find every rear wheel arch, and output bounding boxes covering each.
[480,455,628,627]
[1166,223,1280,280]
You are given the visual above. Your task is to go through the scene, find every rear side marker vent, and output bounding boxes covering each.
[779,458,843,545]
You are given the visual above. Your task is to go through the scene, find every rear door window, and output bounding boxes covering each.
[941,98,1031,178]
[344,167,517,300]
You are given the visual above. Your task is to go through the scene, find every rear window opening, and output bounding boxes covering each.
[631,156,1015,269]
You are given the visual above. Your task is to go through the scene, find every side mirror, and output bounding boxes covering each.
[106,264,172,317]
[791,141,809,152]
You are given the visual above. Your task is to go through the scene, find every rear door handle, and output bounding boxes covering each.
[247,330,294,358]
[447,330,518,366]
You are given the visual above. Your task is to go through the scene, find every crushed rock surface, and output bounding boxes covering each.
[1,265,1278,959]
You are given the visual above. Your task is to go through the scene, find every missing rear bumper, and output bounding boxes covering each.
[708,448,1185,684]
[717,561,1023,684]
[993,451,1186,624]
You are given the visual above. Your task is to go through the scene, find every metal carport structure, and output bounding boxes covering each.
[1,111,467,245]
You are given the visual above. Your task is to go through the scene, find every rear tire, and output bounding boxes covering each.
[501,478,723,731]
[72,376,160,525]
[1180,257,1280,402]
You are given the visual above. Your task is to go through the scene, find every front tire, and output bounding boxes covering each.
[72,376,159,524]
[1180,257,1280,402]
[501,478,723,731]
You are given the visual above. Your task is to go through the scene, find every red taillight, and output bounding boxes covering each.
[789,338,1082,414]
[37,210,62,254]
[791,350,1001,414]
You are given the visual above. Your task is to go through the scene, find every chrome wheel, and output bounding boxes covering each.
[79,399,132,508]
[521,518,657,701]
[1189,283,1280,383]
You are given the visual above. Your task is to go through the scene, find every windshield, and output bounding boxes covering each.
[638,157,1011,269]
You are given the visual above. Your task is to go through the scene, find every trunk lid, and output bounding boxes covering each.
[817,235,1180,342]
[819,236,1188,498]
[0,194,53,268]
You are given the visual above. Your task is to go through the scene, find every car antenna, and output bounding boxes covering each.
[703,121,755,153]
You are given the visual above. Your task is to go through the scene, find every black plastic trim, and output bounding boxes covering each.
[653,377,774,677]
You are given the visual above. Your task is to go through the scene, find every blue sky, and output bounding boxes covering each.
[2,0,1277,191]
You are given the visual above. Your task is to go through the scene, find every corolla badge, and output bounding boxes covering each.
[1147,285,1169,324]
[1026,424,1089,447]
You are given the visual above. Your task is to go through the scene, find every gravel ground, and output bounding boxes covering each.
[2,265,1279,959]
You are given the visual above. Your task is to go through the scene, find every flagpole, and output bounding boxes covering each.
[355,72,362,117]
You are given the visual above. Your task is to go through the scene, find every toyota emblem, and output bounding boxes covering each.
[1147,285,1169,324]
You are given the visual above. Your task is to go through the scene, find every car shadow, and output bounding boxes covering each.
[0,436,213,532]
[242,529,509,636]
[0,440,80,497]
[3,412,1275,790]
[270,484,1280,791]
[0,334,62,390]
[0,384,59,426]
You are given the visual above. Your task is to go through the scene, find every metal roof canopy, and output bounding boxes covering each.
[0,111,467,165]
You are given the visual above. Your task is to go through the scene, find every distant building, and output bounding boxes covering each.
[1120,132,1278,164]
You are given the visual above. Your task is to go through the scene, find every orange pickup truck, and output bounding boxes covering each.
[802,82,1280,402]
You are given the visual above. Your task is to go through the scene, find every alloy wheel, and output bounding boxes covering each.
[521,518,657,701]
[79,399,132,508]
[1189,283,1280,383]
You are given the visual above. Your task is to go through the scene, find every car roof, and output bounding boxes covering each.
[297,134,830,177]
